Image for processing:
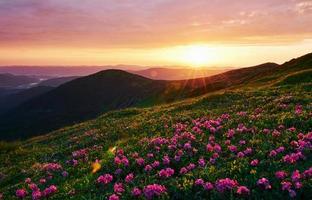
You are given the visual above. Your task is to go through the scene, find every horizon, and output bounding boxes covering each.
[0,0,311,67]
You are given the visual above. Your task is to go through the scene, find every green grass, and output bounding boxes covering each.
[0,81,311,199]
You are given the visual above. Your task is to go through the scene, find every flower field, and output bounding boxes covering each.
[0,82,311,199]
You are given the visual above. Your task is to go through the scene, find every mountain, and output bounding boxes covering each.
[0,73,39,88]
[0,53,311,140]
[0,86,53,114]
[0,71,168,139]
[0,88,23,98]
[131,68,228,80]
[37,76,79,87]
[0,66,228,81]
[0,56,311,199]
[0,66,111,77]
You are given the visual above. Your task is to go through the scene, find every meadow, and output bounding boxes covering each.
[0,76,311,199]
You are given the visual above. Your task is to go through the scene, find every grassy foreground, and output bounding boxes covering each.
[0,81,311,199]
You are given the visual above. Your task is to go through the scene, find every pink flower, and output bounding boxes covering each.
[108,194,119,200]
[243,148,252,155]
[28,183,39,191]
[225,140,231,145]
[159,168,174,178]
[209,158,216,164]
[237,152,245,158]
[212,153,219,159]
[121,157,129,166]
[198,158,206,167]
[42,163,62,171]
[132,187,142,196]
[144,165,153,172]
[239,140,246,145]
[162,155,170,165]
[237,186,250,196]
[206,143,213,152]
[174,155,181,161]
[147,153,154,158]
[62,171,69,177]
[291,170,301,182]
[131,152,139,158]
[303,167,312,178]
[276,146,285,153]
[215,178,238,192]
[72,159,78,166]
[125,173,134,183]
[72,148,88,159]
[257,178,271,190]
[226,129,235,138]
[39,178,46,184]
[195,179,204,186]
[294,182,302,189]
[179,167,188,174]
[25,178,32,184]
[116,149,124,156]
[272,129,281,137]
[228,145,237,153]
[250,159,259,166]
[42,185,57,197]
[295,104,302,115]
[283,152,305,164]
[289,189,297,198]
[143,184,167,200]
[114,156,121,165]
[16,189,27,199]
[136,157,145,166]
[183,142,192,150]
[281,181,292,191]
[269,150,277,157]
[214,144,222,153]
[262,129,270,134]
[32,190,42,200]
[97,174,113,185]
[151,161,160,168]
[114,183,125,194]
[203,182,214,191]
[186,163,196,171]
[275,171,287,179]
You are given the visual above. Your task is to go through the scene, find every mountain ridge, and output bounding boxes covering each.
[0,53,311,140]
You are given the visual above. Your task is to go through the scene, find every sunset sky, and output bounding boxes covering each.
[0,0,311,67]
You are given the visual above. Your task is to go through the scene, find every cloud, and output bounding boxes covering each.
[0,0,311,48]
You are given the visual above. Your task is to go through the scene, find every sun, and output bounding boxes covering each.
[182,45,212,67]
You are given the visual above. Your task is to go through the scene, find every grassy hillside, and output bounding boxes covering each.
[0,75,311,199]
[1,53,311,140]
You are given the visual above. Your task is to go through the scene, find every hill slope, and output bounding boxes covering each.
[0,53,311,140]
[131,68,228,80]
[0,86,54,114]
[37,76,80,87]
[0,72,311,199]
[0,73,39,88]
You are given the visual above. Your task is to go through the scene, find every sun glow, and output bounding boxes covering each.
[182,45,212,67]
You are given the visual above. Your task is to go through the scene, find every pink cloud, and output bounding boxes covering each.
[0,0,311,48]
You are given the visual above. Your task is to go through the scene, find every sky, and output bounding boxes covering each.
[0,0,311,67]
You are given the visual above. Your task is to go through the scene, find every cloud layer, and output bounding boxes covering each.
[0,0,311,48]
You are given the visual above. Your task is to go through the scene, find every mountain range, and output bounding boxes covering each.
[0,53,311,140]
